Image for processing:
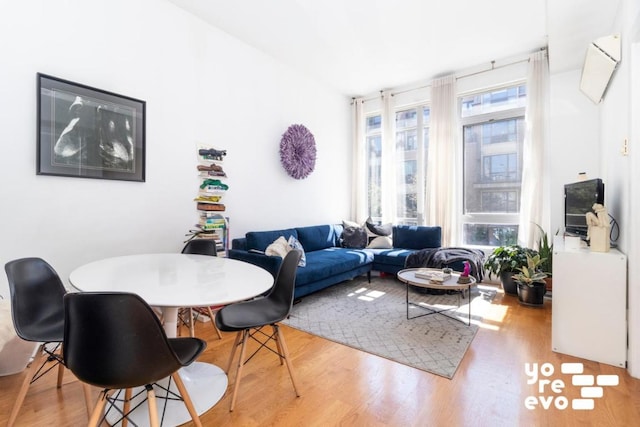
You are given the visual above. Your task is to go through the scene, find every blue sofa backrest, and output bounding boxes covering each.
[245,228,299,252]
[393,225,441,249]
[296,224,342,252]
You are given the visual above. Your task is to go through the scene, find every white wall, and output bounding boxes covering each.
[0,0,351,297]
[547,70,601,234]
[601,0,640,377]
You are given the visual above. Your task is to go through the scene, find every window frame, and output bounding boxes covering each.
[459,83,526,247]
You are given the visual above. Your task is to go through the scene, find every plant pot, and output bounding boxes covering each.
[544,276,553,292]
[516,282,547,306]
[500,271,518,296]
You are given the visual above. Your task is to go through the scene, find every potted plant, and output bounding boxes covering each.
[533,223,553,292]
[513,253,548,306]
[484,245,537,295]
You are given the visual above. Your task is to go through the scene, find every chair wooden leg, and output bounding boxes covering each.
[229,329,249,412]
[188,308,195,337]
[272,326,285,365]
[56,357,65,388]
[7,344,46,427]
[87,390,110,427]
[146,386,160,427]
[172,372,202,427]
[225,331,243,374]
[275,324,301,397]
[207,306,223,339]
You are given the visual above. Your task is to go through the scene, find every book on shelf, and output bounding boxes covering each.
[197,202,225,211]
[414,270,451,283]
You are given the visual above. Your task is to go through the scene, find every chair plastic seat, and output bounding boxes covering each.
[215,298,289,331]
[169,338,208,366]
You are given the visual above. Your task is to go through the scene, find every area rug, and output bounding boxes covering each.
[283,276,496,378]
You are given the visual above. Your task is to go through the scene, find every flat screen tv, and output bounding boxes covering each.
[564,178,605,239]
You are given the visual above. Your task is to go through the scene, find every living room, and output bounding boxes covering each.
[1,0,640,424]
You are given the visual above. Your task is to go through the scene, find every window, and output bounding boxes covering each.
[366,114,382,219]
[461,84,526,246]
[395,106,429,225]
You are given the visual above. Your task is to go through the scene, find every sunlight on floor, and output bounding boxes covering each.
[348,287,386,302]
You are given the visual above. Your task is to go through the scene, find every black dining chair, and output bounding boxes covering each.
[215,249,302,411]
[4,257,88,426]
[63,292,206,427]
[180,239,223,339]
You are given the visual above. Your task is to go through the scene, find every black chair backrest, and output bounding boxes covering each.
[4,257,66,342]
[63,292,183,389]
[181,239,217,256]
[267,249,302,316]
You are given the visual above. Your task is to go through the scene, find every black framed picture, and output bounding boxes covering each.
[37,73,146,182]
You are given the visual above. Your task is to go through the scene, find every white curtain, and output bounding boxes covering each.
[518,50,550,248]
[351,97,368,221]
[426,75,458,246]
[380,90,397,223]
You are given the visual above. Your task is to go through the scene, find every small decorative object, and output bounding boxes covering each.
[37,73,145,182]
[279,124,316,179]
[586,203,610,252]
[457,261,472,284]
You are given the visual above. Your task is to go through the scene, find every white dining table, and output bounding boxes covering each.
[69,253,273,426]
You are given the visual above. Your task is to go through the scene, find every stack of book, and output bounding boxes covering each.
[188,145,229,254]
[414,269,451,284]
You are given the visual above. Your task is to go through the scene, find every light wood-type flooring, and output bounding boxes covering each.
[1,282,639,427]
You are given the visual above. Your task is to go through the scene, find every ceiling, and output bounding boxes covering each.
[167,0,621,96]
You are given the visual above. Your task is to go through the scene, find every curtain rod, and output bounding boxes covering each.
[353,48,546,104]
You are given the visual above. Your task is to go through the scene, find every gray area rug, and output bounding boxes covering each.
[283,276,496,378]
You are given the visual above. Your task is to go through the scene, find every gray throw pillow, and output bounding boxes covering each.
[341,226,367,248]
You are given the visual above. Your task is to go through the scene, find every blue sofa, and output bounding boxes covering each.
[229,224,443,299]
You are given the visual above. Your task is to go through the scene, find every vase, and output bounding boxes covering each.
[500,271,518,296]
[516,282,547,306]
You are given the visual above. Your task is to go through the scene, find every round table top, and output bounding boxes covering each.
[397,268,477,290]
[69,253,274,307]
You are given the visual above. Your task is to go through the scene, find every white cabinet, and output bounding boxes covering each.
[552,245,627,367]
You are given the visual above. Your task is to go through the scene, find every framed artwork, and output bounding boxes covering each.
[37,73,146,182]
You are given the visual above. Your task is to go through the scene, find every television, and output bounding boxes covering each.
[564,178,605,239]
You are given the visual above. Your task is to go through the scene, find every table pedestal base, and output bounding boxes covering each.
[104,362,227,426]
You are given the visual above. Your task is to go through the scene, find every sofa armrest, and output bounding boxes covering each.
[228,249,281,279]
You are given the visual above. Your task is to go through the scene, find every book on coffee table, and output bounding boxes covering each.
[414,270,451,283]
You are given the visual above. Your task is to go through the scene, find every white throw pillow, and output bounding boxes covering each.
[367,235,393,249]
[265,236,291,258]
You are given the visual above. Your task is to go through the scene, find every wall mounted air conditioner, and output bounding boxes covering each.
[580,34,621,104]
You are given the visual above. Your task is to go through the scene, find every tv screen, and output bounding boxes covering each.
[564,178,605,238]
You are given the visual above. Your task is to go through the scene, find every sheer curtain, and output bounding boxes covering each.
[426,75,458,246]
[518,50,550,247]
[380,90,397,223]
[351,97,367,221]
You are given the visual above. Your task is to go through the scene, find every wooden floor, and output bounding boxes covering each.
[2,282,639,427]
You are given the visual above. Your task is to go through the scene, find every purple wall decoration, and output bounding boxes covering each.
[279,124,316,179]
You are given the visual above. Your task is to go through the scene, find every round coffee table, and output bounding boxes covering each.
[397,268,477,325]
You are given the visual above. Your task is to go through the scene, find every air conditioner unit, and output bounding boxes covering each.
[579,34,620,104]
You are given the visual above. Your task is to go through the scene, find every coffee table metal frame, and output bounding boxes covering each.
[397,268,477,325]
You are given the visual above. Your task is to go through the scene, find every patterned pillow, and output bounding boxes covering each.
[287,236,306,267]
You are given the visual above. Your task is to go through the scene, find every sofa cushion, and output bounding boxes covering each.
[246,228,298,252]
[373,249,416,267]
[296,248,373,285]
[296,225,340,252]
[393,225,441,249]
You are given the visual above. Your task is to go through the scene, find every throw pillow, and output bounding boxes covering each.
[265,236,291,258]
[340,225,367,249]
[365,218,392,237]
[366,235,393,249]
[287,236,307,267]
